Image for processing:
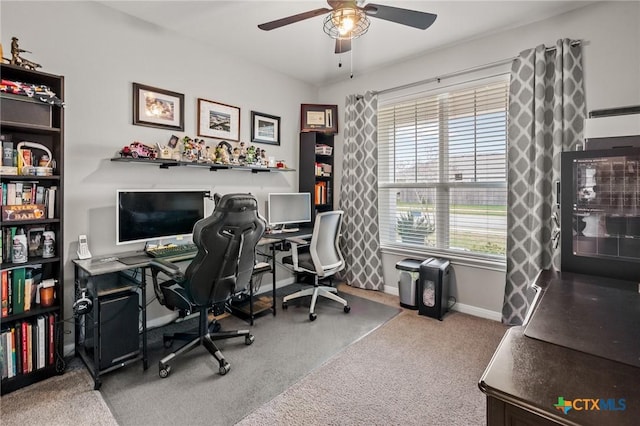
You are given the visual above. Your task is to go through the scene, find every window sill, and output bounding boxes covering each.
[380,244,506,272]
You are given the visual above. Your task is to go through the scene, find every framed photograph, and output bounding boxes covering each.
[133,83,184,131]
[197,98,240,141]
[251,111,281,145]
[27,226,45,257]
[300,104,338,134]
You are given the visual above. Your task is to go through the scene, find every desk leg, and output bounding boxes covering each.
[272,243,277,316]
[141,267,148,370]
[249,276,255,326]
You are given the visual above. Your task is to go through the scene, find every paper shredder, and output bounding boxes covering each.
[418,258,451,320]
[396,258,432,309]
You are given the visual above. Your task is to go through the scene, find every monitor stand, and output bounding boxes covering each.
[279,224,300,233]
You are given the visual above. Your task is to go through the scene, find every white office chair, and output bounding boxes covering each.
[281,210,351,321]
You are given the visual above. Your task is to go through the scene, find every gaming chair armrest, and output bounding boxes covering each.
[149,258,185,281]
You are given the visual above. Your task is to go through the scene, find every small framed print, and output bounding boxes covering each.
[251,111,281,145]
[301,104,338,134]
[133,83,184,131]
[197,98,241,141]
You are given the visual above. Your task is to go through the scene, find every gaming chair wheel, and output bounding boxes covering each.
[344,305,351,313]
[219,362,231,375]
[245,334,255,345]
[208,320,222,334]
[159,364,171,378]
[282,302,288,310]
[309,313,317,321]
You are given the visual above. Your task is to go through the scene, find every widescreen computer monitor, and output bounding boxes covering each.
[116,189,209,245]
[267,192,312,229]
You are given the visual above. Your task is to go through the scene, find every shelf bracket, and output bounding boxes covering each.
[159,162,179,169]
[251,169,271,174]
[209,165,231,172]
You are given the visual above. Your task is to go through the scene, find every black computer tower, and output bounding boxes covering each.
[418,258,451,320]
[85,291,140,370]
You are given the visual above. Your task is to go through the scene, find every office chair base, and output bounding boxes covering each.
[158,328,255,378]
[282,285,350,321]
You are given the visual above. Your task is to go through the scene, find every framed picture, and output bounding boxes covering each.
[27,226,45,257]
[133,83,184,131]
[300,104,338,134]
[251,111,281,145]
[197,98,240,141]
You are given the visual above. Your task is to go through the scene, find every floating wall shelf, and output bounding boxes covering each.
[110,157,295,173]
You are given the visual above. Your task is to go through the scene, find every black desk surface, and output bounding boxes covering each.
[524,272,640,368]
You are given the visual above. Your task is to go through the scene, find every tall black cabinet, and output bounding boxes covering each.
[1,64,65,394]
[299,132,335,223]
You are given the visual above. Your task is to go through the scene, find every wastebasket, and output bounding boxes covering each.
[418,258,451,320]
[396,258,432,309]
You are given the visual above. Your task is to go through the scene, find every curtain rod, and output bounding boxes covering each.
[375,39,582,96]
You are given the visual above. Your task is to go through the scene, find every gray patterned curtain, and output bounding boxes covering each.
[339,92,384,290]
[502,39,585,325]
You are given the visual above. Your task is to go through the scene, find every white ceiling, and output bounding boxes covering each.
[99,1,593,86]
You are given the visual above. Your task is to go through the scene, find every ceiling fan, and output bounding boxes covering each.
[257,1,437,54]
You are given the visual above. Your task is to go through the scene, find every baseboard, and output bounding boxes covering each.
[383,286,501,322]
[449,302,502,322]
[383,286,399,296]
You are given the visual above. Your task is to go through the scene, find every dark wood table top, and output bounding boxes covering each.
[479,270,640,425]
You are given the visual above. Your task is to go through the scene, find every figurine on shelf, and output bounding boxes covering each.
[155,143,173,159]
[9,37,41,70]
[182,136,197,161]
[245,145,257,165]
[238,142,247,162]
[232,147,241,164]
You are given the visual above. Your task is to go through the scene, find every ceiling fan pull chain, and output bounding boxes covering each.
[350,44,354,79]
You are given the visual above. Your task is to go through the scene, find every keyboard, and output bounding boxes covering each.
[146,243,198,261]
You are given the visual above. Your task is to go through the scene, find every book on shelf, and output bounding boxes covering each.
[46,186,56,219]
[37,315,45,369]
[11,268,26,315]
[1,270,8,317]
[48,313,56,366]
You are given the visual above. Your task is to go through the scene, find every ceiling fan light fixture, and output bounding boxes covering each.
[323,7,370,40]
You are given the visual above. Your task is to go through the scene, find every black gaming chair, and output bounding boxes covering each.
[149,193,266,378]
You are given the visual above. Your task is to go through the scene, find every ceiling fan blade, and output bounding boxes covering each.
[364,4,437,30]
[258,8,331,31]
[335,38,352,54]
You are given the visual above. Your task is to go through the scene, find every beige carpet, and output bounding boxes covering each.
[0,286,507,425]
[237,285,508,425]
[0,367,117,426]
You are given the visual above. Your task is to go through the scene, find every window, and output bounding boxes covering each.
[377,77,509,260]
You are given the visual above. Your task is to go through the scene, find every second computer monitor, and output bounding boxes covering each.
[267,192,312,229]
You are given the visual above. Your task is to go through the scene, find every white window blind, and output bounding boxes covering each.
[378,77,509,260]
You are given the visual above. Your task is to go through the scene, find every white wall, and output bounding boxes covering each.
[1,1,317,339]
[319,1,640,319]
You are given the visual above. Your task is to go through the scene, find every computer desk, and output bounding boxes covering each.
[73,230,311,387]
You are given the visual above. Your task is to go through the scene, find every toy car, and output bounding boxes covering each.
[120,141,157,159]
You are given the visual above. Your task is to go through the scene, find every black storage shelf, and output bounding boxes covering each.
[1,64,65,395]
[1,304,60,322]
[2,256,61,270]
[0,174,60,182]
[299,132,335,223]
